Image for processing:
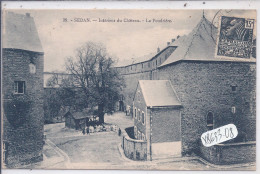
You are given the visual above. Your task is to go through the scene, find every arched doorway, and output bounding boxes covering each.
[119,101,124,111]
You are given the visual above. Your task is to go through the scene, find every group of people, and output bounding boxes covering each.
[81,124,121,136]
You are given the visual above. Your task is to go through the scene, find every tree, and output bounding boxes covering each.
[45,73,88,123]
[65,42,124,123]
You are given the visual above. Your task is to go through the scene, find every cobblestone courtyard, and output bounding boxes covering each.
[26,112,256,170]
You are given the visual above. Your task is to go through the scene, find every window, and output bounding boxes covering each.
[207,112,214,130]
[142,64,144,69]
[156,60,157,66]
[232,106,236,114]
[134,107,137,119]
[138,109,141,121]
[148,62,150,68]
[14,81,25,94]
[142,111,145,125]
[29,63,36,74]
[231,85,237,92]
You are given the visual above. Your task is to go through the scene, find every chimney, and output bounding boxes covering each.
[171,39,175,43]
[157,47,160,53]
[26,13,30,17]
[167,42,170,46]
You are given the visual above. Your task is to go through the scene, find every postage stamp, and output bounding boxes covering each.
[216,16,255,58]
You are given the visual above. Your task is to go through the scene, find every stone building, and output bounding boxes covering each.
[120,16,256,164]
[2,12,44,167]
[133,80,182,160]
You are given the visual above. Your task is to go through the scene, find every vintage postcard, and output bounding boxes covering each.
[1,6,256,171]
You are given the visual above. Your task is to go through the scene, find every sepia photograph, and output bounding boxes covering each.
[1,4,257,172]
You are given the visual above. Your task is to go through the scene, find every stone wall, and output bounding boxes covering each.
[133,83,147,139]
[200,141,256,164]
[150,107,181,143]
[122,130,147,161]
[116,46,176,75]
[118,46,177,109]
[122,71,151,110]
[2,48,44,167]
[158,61,256,155]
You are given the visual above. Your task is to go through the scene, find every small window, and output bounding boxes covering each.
[142,111,145,125]
[207,112,214,130]
[14,81,25,94]
[142,64,144,69]
[29,63,36,74]
[232,106,236,114]
[156,60,157,66]
[148,62,150,68]
[138,109,141,121]
[134,108,137,119]
[231,85,237,92]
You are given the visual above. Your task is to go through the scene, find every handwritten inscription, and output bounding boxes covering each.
[201,124,238,147]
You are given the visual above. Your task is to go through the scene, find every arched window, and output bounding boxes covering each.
[134,107,137,119]
[207,112,214,130]
[142,111,145,125]
[138,109,141,121]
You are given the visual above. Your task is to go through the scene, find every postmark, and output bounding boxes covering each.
[216,16,254,58]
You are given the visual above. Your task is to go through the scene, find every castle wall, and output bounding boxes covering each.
[158,61,256,154]
[2,48,44,166]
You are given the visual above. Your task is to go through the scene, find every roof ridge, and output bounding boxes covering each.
[183,16,216,59]
[183,17,205,59]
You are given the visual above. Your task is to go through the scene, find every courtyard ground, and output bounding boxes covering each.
[27,112,255,170]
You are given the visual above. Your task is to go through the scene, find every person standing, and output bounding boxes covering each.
[118,128,121,136]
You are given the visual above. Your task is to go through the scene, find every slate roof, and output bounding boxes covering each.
[65,108,98,120]
[160,16,256,68]
[3,11,43,53]
[115,52,157,67]
[138,80,181,107]
[71,112,92,120]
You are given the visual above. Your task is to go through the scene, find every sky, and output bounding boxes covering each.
[5,9,256,72]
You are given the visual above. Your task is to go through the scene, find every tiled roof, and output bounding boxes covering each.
[138,80,181,107]
[115,52,157,67]
[66,109,95,120]
[3,12,43,53]
[160,16,256,67]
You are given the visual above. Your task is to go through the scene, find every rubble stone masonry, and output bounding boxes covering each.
[2,48,44,167]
